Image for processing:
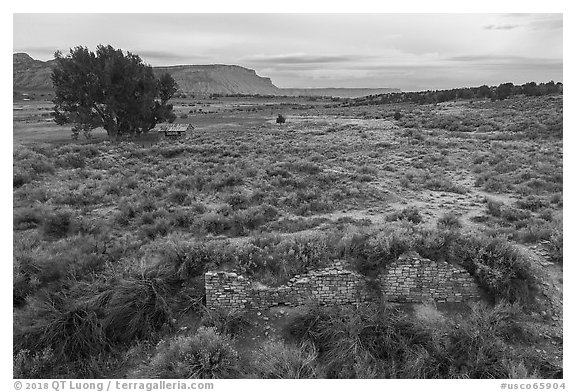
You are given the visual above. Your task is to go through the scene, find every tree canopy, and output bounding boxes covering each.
[51,45,178,139]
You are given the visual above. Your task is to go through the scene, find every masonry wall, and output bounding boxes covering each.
[205,262,373,310]
[205,254,480,310]
[380,253,480,303]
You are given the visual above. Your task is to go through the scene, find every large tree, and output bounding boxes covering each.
[51,45,178,139]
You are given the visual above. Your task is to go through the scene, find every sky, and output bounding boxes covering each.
[13,13,563,91]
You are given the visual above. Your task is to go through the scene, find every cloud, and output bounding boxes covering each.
[14,46,65,60]
[134,50,212,65]
[484,24,520,30]
[446,55,562,65]
[243,53,366,65]
[529,18,563,30]
[501,13,562,30]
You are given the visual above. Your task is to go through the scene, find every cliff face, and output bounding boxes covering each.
[13,54,281,95]
[13,53,400,97]
[153,64,281,95]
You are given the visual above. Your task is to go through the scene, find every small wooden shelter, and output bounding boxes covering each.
[155,124,194,139]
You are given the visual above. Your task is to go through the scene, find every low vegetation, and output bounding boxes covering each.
[13,92,562,378]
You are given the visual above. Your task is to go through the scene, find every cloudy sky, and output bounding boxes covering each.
[13,13,562,91]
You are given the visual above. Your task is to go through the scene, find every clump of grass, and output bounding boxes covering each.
[200,308,252,337]
[55,151,86,169]
[453,235,537,307]
[142,234,215,281]
[41,210,75,239]
[140,217,171,239]
[13,169,31,188]
[437,212,462,229]
[516,196,549,212]
[548,226,563,265]
[386,206,422,224]
[93,278,173,345]
[15,294,110,361]
[142,327,239,379]
[339,223,538,308]
[115,202,137,226]
[424,178,468,194]
[13,348,56,378]
[444,302,542,378]
[285,160,322,175]
[286,303,440,378]
[224,192,250,210]
[14,207,44,230]
[248,340,320,378]
[167,189,190,205]
[15,276,173,363]
[284,301,557,379]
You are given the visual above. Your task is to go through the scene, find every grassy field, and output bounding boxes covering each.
[13,94,563,378]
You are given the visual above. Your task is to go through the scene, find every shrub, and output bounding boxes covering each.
[199,212,230,235]
[500,206,531,222]
[516,196,549,212]
[209,173,244,191]
[486,198,504,217]
[548,227,563,264]
[143,327,239,379]
[140,218,171,239]
[14,170,31,188]
[14,207,44,230]
[444,302,542,378]
[168,190,190,205]
[170,208,195,228]
[159,146,187,159]
[454,235,537,307]
[224,192,250,210]
[249,340,319,378]
[94,278,173,345]
[437,212,462,229]
[284,301,556,378]
[387,206,422,224]
[424,178,468,194]
[55,151,86,169]
[339,224,538,308]
[286,303,440,378]
[143,235,209,281]
[41,210,74,239]
[13,348,54,378]
[115,203,137,226]
[276,114,286,124]
[200,308,251,337]
[15,295,110,361]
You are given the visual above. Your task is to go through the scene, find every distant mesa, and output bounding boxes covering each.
[279,87,401,98]
[13,52,400,98]
[152,63,280,95]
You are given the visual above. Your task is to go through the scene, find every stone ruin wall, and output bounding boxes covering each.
[381,253,481,303]
[205,255,480,310]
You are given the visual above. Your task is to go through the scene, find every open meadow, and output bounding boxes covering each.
[13,93,563,378]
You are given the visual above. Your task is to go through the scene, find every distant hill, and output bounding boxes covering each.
[280,87,401,98]
[153,64,280,95]
[13,53,56,91]
[13,53,400,97]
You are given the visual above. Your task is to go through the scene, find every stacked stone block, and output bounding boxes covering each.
[381,253,480,302]
[204,271,250,309]
[205,262,373,310]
